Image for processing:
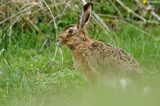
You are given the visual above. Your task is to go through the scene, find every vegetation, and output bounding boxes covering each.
[0,0,160,106]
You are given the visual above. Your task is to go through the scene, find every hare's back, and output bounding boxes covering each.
[87,41,143,75]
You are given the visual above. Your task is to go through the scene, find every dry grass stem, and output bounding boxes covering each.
[42,0,58,34]
[116,0,146,22]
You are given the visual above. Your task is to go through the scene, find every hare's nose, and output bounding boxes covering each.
[56,39,60,47]
[56,39,60,42]
[56,37,62,47]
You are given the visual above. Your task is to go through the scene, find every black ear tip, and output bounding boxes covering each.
[83,3,93,10]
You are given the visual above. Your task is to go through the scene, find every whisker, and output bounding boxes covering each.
[58,47,64,64]
[52,45,59,62]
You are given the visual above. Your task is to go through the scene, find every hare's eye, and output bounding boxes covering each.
[67,29,73,34]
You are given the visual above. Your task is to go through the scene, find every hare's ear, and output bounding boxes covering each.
[77,3,93,29]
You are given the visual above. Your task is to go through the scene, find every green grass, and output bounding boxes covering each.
[0,22,160,106]
[0,0,160,106]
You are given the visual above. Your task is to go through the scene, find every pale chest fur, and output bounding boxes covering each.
[72,46,96,76]
[71,42,101,79]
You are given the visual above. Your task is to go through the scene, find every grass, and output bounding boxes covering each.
[0,0,160,106]
[0,22,160,106]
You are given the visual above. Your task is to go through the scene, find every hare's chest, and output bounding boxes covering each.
[72,50,94,73]
[72,53,88,71]
[72,54,100,79]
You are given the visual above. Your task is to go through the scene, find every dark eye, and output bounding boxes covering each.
[68,29,73,34]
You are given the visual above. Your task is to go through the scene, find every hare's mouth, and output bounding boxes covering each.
[56,35,69,47]
[56,37,64,47]
[56,40,61,47]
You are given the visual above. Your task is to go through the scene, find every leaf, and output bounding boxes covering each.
[142,0,147,4]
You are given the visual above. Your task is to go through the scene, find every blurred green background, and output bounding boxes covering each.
[0,0,160,106]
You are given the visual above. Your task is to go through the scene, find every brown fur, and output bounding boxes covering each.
[56,3,143,81]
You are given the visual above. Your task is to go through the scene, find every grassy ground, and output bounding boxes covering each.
[0,0,160,106]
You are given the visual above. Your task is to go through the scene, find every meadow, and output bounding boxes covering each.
[0,0,160,106]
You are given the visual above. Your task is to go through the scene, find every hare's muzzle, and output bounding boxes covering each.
[56,36,64,47]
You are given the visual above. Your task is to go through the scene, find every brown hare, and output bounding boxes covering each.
[56,3,143,81]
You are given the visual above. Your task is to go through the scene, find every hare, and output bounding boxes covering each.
[56,3,143,81]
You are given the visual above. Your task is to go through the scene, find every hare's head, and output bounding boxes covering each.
[56,3,93,49]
